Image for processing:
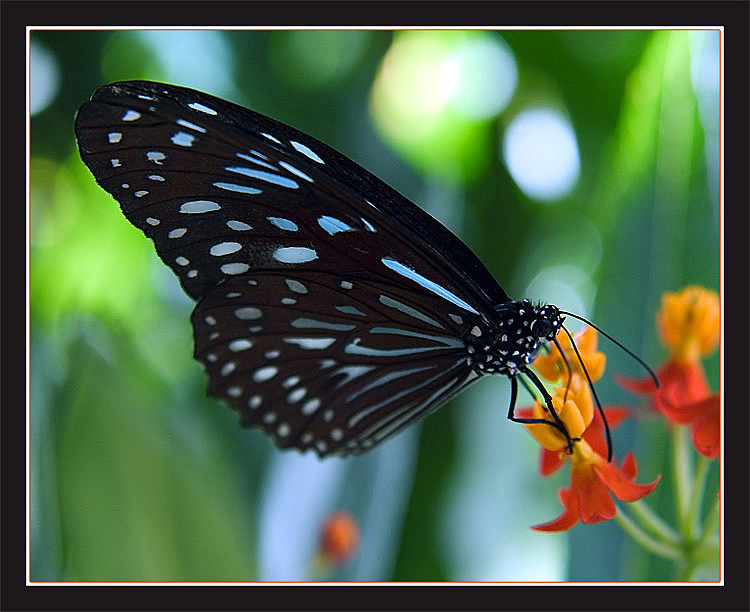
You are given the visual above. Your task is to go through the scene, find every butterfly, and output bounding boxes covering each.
[75,80,601,458]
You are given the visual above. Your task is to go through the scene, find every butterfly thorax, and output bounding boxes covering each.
[468,300,563,377]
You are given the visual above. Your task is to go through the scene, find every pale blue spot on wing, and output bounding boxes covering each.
[318,215,354,235]
[226,166,298,189]
[381,257,480,315]
[273,247,318,263]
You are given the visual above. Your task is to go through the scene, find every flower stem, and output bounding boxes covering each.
[695,493,721,549]
[672,425,694,538]
[628,499,680,544]
[688,455,711,533]
[615,507,682,560]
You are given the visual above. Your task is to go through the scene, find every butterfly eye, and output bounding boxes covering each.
[530,318,552,338]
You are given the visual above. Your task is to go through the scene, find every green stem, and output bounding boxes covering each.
[688,455,711,533]
[615,507,683,560]
[694,493,721,549]
[672,425,694,538]
[628,499,680,544]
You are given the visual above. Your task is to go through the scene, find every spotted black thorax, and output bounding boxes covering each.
[467,300,563,377]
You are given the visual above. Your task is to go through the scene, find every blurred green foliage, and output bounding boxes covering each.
[29,29,719,582]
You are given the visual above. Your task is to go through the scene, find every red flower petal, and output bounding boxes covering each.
[532,488,580,532]
[620,452,637,480]
[616,373,658,395]
[572,464,616,523]
[540,447,565,476]
[593,460,661,502]
[690,395,720,459]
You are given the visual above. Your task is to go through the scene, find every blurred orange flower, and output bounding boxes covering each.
[319,511,360,565]
[619,286,720,459]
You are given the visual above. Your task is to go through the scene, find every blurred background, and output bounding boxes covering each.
[29,28,720,582]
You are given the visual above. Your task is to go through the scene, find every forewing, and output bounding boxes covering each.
[74,80,509,312]
[192,271,481,456]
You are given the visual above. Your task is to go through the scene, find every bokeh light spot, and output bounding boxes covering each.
[446,36,518,120]
[502,108,580,202]
[30,40,60,116]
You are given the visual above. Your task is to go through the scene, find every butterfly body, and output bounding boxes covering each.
[75,81,565,457]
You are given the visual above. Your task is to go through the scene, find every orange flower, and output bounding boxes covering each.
[534,326,606,384]
[656,285,719,364]
[532,449,658,531]
[520,402,629,477]
[319,511,359,565]
[619,286,720,459]
[520,373,659,531]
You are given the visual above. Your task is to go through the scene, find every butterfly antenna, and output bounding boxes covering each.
[559,310,660,388]
[552,335,574,403]
[561,324,613,462]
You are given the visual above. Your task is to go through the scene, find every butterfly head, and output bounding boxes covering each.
[477,300,564,376]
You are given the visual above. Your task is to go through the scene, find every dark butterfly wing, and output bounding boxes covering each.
[192,271,480,456]
[74,80,509,456]
[74,81,509,308]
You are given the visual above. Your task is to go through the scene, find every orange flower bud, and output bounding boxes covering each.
[320,511,359,565]
[656,285,719,363]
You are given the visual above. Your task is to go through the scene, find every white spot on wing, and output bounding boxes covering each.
[287,388,306,404]
[176,118,207,133]
[168,228,187,239]
[236,152,276,171]
[253,366,278,382]
[188,101,217,115]
[227,220,252,231]
[335,305,366,317]
[210,241,242,256]
[379,294,445,329]
[301,398,320,415]
[267,217,299,231]
[283,376,300,389]
[229,339,253,352]
[284,337,336,350]
[146,217,160,226]
[273,247,318,264]
[261,132,282,144]
[235,307,262,320]
[122,110,141,121]
[226,166,299,189]
[180,200,221,213]
[221,263,250,275]
[221,361,236,376]
[146,151,166,164]
[175,256,189,266]
[285,279,308,294]
[291,140,325,163]
[171,132,195,147]
[278,161,314,182]
[381,257,480,315]
[111,159,121,167]
[292,318,355,332]
[318,215,354,235]
[108,132,122,143]
[213,182,262,194]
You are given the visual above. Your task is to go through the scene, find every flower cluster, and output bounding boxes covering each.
[618,286,720,459]
[520,327,660,531]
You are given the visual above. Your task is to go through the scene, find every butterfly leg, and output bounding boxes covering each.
[506,371,574,453]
